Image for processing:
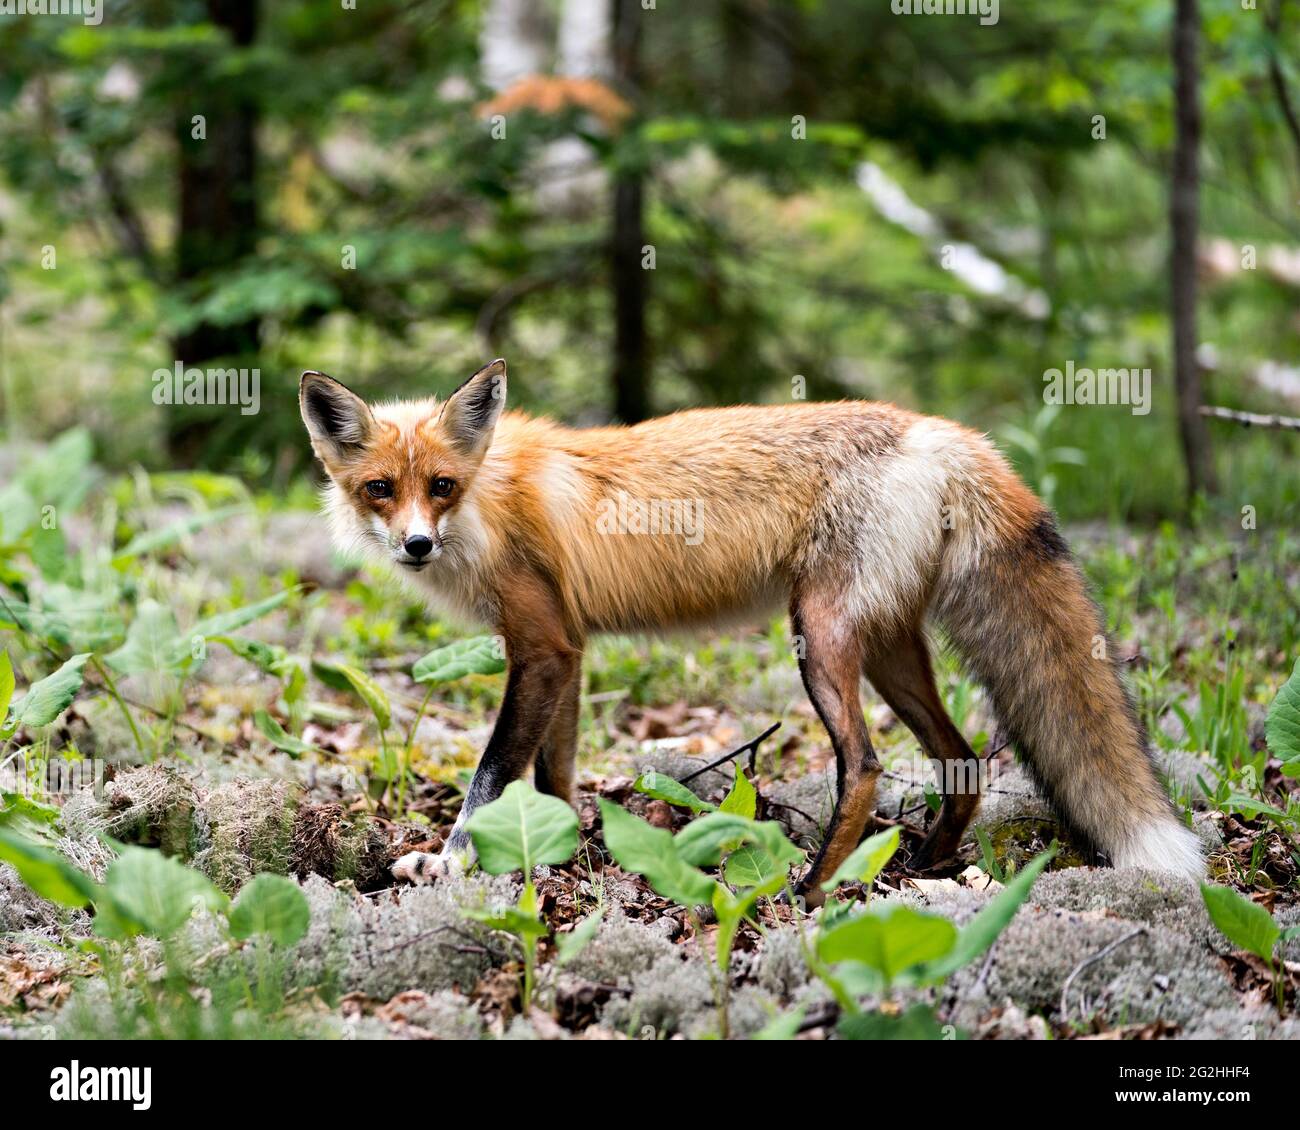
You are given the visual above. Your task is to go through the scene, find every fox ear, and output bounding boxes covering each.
[440,358,506,455]
[300,371,374,462]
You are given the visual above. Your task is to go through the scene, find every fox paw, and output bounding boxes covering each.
[391,851,459,885]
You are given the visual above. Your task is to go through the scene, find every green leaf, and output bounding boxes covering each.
[228,873,311,945]
[718,768,757,818]
[463,902,549,942]
[312,659,391,730]
[0,651,14,726]
[838,1003,948,1041]
[1223,793,1289,822]
[0,792,61,844]
[104,600,185,675]
[555,909,604,965]
[598,798,719,908]
[821,826,900,893]
[6,653,91,729]
[1265,658,1300,764]
[674,812,800,873]
[753,1007,806,1040]
[0,828,99,909]
[252,710,317,759]
[211,635,293,678]
[817,903,958,985]
[189,590,295,642]
[97,846,228,939]
[31,523,68,581]
[111,505,248,566]
[723,843,786,888]
[912,847,1056,984]
[633,769,715,813]
[1201,883,1280,962]
[466,780,579,875]
[412,636,506,683]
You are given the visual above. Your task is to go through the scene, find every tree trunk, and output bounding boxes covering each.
[610,0,649,424]
[171,0,260,463]
[1171,0,1216,498]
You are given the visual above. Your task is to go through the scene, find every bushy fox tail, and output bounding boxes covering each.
[932,477,1202,880]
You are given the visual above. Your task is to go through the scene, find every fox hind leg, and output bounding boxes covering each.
[791,584,882,908]
[864,631,982,871]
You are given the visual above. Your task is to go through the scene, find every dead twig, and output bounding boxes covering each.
[1059,927,1147,1024]
[1199,405,1300,432]
[678,721,781,784]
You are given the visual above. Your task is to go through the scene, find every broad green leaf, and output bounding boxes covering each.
[466,780,579,875]
[724,843,788,888]
[598,798,718,908]
[1,586,123,652]
[634,769,715,813]
[0,792,61,844]
[6,653,91,729]
[1201,883,1280,961]
[228,873,311,945]
[312,659,391,730]
[104,601,185,675]
[555,909,604,965]
[0,829,99,909]
[111,505,248,566]
[1265,658,1300,764]
[817,903,957,985]
[674,812,800,873]
[718,768,757,818]
[821,826,900,893]
[413,636,506,683]
[97,846,228,939]
[253,709,317,759]
[912,847,1055,983]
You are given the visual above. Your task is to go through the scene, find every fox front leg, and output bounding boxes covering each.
[392,605,582,885]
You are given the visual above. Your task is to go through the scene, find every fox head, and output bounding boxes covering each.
[299,359,506,573]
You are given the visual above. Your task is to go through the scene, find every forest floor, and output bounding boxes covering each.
[1,438,1299,1039]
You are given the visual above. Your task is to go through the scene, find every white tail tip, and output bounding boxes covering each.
[1112,819,1204,881]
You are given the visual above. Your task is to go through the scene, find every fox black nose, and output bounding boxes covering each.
[404,534,434,559]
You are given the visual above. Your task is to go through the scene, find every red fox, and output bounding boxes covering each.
[300,359,1202,901]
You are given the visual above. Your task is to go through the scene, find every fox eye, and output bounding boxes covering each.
[431,477,455,498]
[365,480,393,499]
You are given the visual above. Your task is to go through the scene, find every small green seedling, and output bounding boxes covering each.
[463,779,581,1007]
[1201,883,1300,1016]
[600,768,803,1038]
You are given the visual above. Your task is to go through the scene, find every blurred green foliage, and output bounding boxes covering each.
[0,0,1296,520]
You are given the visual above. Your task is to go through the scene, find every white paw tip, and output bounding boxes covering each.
[391,851,444,885]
